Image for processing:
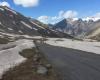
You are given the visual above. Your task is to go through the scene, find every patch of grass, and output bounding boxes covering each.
[1,48,59,80]
[55,39,64,41]
[19,48,36,58]
[0,37,10,44]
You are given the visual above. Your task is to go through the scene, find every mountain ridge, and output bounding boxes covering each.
[53,18,100,40]
[0,6,73,39]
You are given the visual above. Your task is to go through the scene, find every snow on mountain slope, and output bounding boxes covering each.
[54,19,88,37]
[53,18,100,39]
[0,6,73,38]
[29,19,74,38]
[20,21,32,29]
[0,6,40,36]
[30,20,46,29]
[4,7,17,15]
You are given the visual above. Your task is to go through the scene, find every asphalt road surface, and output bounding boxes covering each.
[37,43,100,80]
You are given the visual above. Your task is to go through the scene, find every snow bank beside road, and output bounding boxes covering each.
[0,39,35,78]
[46,38,100,54]
[0,32,42,39]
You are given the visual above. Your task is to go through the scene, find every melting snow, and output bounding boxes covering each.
[0,39,35,78]
[18,30,23,33]
[32,27,38,30]
[20,21,32,29]
[5,7,17,15]
[46,38,100,54]
[8,28,13,31]
[0,32,42,40]
[30,21,45,29]
[0,8,4,11]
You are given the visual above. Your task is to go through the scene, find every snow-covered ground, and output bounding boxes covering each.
[0,32,43,42]
[0,39,35,78]
[46,38,100,54]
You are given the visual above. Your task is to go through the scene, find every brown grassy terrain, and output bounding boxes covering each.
[1,48,59,80]
[0,37,10,44]
[90,34,100,41]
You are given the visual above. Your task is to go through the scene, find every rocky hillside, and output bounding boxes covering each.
[86,27,100,41]
[0,6,40,36]
[53,18,100,39]
[30,19,73,38]
[0,6,73,38]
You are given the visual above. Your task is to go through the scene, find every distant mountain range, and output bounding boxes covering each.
[53,18,100,40]
[0,6,73,39]
[0,6,99,41]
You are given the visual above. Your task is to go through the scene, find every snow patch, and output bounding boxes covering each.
[46,38,100,54]
[5,7,17,15]
[30,21,45,29]
[32,27,38,30]
[18,30,23,33]
[0,32,42,40]
[8,28,13,31]
[0,39,35,78]
[0,8,4,11]
[20,21,32,29]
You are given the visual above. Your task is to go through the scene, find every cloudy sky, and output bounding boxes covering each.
[0,0,100,24]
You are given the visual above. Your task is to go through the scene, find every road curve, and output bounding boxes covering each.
[37,43,100,80]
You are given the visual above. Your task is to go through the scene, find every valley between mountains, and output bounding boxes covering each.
[0,6,100,80]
